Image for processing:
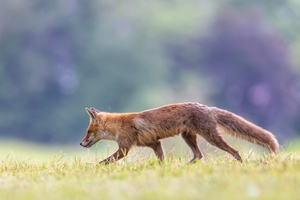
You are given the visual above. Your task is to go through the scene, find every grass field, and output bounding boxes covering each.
[0,140,300,200]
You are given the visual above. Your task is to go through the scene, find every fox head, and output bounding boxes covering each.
[80,107,105,148]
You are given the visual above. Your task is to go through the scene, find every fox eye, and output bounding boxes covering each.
[87,130,92,134]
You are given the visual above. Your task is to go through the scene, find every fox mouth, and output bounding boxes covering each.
[80,139,94,148]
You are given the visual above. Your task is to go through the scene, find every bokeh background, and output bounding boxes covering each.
[1,0,300,152]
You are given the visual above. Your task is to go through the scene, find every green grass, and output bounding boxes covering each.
[0,141,300,200]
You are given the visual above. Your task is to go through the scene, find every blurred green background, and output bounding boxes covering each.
[1,0,300,148]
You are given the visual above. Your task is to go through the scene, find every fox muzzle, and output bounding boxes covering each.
[80,138,94,148]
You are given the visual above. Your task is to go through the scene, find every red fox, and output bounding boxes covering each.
[80,102,279,164]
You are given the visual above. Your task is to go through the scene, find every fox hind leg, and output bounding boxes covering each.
[181,132,203,163]
[201,130,243,163]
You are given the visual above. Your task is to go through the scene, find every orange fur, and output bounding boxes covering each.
[80,102,279,164]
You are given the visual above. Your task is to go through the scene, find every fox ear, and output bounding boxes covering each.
[85,107,98,122]
[90,107,101,113]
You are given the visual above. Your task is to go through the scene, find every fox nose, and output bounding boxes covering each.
[80,142,82,146]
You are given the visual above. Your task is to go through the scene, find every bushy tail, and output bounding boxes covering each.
[211,107,279,154]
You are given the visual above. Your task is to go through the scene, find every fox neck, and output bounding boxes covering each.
[98,112,137,142]
[99,112,122,141]
[101,130,119,141]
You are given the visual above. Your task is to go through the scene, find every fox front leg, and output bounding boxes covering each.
[146,141,165,161]
[99,147,130,165]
